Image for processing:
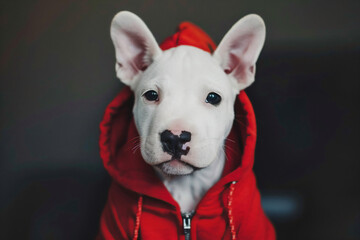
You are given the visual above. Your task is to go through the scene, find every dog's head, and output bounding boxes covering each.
[110,12,265,176]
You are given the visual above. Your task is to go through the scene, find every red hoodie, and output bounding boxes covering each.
[97,22,275,240]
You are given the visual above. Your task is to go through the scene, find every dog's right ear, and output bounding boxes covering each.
[110,11,162,88]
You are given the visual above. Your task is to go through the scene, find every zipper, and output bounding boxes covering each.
[181,211,194,240]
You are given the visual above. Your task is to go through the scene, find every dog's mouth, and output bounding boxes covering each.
[155,158,200,176]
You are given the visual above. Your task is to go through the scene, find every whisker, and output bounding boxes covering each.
[223,144,237,156]
[132,143,141,154]
[234,114,248,127]
[129,136,141,144]
[225,138,236,143]
[235,119,247,128]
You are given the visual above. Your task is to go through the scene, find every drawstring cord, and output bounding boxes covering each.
[227,181,237,240]
[133,196,143,240]
[133,184,236,240]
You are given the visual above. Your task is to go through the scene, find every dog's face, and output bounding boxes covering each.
[132,46,236,175]
[110,12,265,176]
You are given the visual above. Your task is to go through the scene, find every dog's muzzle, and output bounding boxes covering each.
[160,130,191,159]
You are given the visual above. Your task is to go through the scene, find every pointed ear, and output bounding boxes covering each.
[110,11,162,88]
[213,14,265,92]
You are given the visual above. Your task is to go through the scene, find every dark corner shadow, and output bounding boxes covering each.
[1,167,111,240]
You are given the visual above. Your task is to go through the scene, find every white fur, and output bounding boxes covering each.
[110,11,265,213]
[155,150,225,212]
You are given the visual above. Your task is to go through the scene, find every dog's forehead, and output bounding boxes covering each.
[140,46,230,91]
[159,46,223,79]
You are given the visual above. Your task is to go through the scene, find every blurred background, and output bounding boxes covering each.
[1,0,359,239]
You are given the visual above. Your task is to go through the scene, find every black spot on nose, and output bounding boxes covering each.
[160,130,191,159]
[179,131,191,143]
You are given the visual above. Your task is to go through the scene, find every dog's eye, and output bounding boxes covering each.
[206,92,221,105]
[143,90,159,101]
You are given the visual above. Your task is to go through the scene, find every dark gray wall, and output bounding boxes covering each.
[1,0,359,239]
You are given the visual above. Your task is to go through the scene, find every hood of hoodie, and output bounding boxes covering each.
[98,21,276,240]
[99,21,257,208]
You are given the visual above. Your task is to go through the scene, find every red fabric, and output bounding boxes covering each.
[160,22,216,53]
[97,22,275,239]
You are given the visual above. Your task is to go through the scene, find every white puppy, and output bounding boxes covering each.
[110,11,265,213]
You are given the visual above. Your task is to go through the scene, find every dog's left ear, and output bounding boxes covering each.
[110,11,162,88]
[213,14,265,92]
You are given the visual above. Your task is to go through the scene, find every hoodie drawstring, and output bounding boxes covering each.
[227,181,237,240]
[133,184,236,240]
[133,196,143,240]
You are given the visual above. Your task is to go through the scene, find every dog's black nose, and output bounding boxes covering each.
[160,130,191,159]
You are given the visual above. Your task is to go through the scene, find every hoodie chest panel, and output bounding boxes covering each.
[191,214,228,240]
[141,192,230,240]
[140,209,181,239]
[139,207,229,240]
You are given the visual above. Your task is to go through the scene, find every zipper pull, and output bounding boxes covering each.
[182,212,194,240]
